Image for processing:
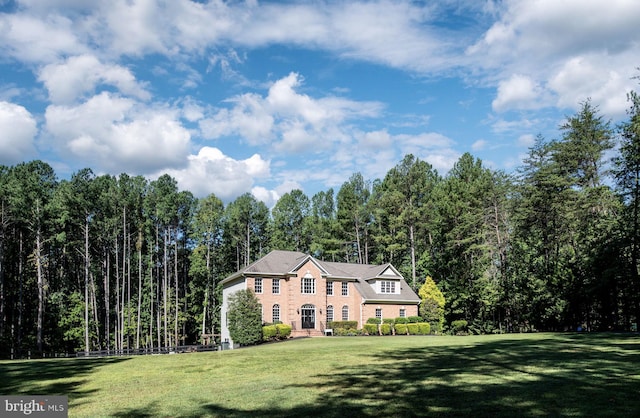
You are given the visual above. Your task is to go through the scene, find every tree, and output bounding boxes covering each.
[418,276,445,332]
[270,189,311,252]
[336,173,372,263]
[226,289,263,346]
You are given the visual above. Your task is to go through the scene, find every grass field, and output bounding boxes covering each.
[1,333,639,417]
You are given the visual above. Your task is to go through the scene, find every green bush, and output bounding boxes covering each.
[451,319,468,335]
[328,321,358,330]
[408,316,421,323]
[407,323,419,335]
[394,323,408,335]
[382,318,395,325]
[363,324,378,335]
[262,325,277,341]
[394,317,408,324]
[380,324,392,335]
[366,317,382,324]
[335,327,362,336]
[275,324,291,339]
[418,322,431,335]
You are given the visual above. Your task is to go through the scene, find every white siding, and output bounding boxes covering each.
[221,278,247,348]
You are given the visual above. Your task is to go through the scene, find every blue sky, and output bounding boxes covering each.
[1,0,639,205]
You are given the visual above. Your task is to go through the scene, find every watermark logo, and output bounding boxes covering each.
[1,396,67,417]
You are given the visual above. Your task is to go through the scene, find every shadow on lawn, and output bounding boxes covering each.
[114,333,640,418]
[0,356,129,404]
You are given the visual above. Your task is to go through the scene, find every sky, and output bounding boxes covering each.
[1,0,639,206]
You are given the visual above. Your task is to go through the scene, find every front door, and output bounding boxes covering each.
[301,304,315,329]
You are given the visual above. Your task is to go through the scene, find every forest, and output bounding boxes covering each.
[1,92,640,358]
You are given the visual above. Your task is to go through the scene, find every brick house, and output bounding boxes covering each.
[220,250,421,347]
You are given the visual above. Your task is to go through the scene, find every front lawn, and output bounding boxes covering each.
[1,333,639,417]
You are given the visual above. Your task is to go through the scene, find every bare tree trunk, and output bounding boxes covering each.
[35,200,45,354]
[114,237,120,351]
[84,216,90,353]
[409,224,416,289]
[104,247,110,352]
[136,230,142,349]
[174,231,179,346]
[163,227,168,348]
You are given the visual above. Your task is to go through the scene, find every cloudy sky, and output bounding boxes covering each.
[1,0,639,205]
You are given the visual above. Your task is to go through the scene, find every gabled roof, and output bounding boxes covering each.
[221,250,420,304]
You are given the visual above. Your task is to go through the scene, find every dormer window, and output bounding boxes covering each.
[380,280,396,294]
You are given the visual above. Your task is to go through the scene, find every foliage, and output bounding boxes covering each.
[380,324,392,335]
[327,321,358,330]
[382,318,395,325]
[363,324,378,335]
[394,317,408,324]
[407,316,421,323]
[418,276,445,332]
[394,324,408,335]
[418,323,431,335]
[451,320,468,335]
[407,324,419,335]
[262,325,277,341]
[227,289,263,346]
[366,317,382,324]
[275,324,292,339]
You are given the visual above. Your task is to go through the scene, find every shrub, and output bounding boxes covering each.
[382,318,395,325]
[335,327,362,336]
[328,321,358,330]
[363,324,378,335]
[394,317,408,324]
[366,317,382,324]
[408,316,421,323]
[407,323,419,335]
[275,324,291,339]
[227,289,263,346]
[394,323,408,335]
[451,319,468,335]
[262,325,277,341]
[418,322,431,335]
[380,324,392,335]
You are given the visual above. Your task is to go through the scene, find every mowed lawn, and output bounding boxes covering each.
[1,333,640,417]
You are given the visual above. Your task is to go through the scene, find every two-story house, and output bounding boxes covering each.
[221,250,421,347]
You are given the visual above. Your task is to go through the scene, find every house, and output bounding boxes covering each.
[220,250,421,347]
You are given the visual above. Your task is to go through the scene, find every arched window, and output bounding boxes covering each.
[272,304,280,323]
[342,305,349,321]
[326,305,334,323]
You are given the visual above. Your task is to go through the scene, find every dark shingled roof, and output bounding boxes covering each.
[223,250,420,304]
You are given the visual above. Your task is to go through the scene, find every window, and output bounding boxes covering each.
[254,278,263,294]
[272,304,280,322]
[380,281,396,293]
[326,282,333,296]
[301,276,315,294]
[326,305,334,323]
[272,279,280,294]
[375,308,382,319]
[399,308,406,318]
[341,281,349,296]
[342,305,349,321]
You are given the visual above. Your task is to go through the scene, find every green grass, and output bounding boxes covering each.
[1,333,640,417]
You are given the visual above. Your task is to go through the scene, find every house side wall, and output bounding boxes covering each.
[326,280,362,327]
[221,277,246,348]
[361,303,419,322]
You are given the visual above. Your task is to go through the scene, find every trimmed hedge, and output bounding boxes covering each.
[407,323,419,335]
[262,323,292,341]
[382,318,395,325]
[394,323,408,335]
[363,324,378,335]
[418,322,431,335]
[276,323,292,338]
[328,321,358,330]
[394,317,408,324]
[380,324,392,335]
[366,318,382,324]
[408,316,422,323]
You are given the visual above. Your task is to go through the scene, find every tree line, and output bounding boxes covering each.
[1,92,640,357]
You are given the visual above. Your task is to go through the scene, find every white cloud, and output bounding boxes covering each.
[200,72,382,152]
[492,74,548,112]
[45,92,191,173]
[0,101,38,164]
[160,146,271,201]
[39,54,150,104]
[472,139,488,151]
[0,12,86,63]
[517,134,536,148]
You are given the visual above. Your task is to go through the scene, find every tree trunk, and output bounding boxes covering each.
[84,215,90,353]
[136,230,142,349]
